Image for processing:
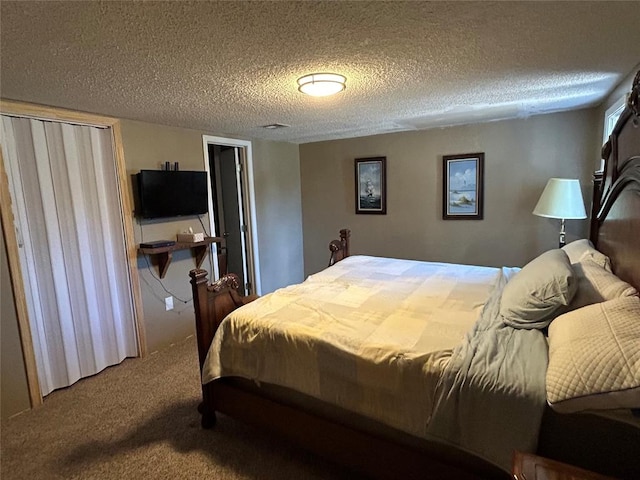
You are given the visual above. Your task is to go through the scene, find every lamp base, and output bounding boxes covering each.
[558,218,566,249]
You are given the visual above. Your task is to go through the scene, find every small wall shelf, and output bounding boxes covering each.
[138,236,224,278]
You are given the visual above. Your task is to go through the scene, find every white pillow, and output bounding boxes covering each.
[562,239,612,271]
[500,249,576,329]
[547,296,640,413]
[568,256,638,311]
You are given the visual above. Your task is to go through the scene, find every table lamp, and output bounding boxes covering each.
[533,178,587,248]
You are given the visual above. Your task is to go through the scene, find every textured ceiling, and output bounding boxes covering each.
[1,1,639,144]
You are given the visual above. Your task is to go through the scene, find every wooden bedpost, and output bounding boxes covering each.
[340,228,350,257]
[189,268,216,428]
[328,228,351,266]
[189,270,246,369]
[190,269,258,428]
[189,269,214,369]
[589,170,604,247]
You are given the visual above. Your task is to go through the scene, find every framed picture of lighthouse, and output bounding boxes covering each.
[442,152,484,220]
[355,157,386,214]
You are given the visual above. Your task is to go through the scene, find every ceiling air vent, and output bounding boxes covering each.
[262,123,290,129]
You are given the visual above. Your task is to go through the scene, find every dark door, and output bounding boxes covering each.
[208,144,251,294]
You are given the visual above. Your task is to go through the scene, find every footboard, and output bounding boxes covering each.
[189,271,251,370]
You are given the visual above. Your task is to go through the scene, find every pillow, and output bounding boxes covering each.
[500,249,576,329]
[562,239,611,271]
[568,256,638,310]
[546,296,640,413]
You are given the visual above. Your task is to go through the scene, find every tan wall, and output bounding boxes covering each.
[300,109,599,277]
[120,120,303,352]
[251,139,304,293]
[1,225,31,419]
[120,120,209,352]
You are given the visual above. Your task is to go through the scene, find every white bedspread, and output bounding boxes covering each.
[202,255,502,437]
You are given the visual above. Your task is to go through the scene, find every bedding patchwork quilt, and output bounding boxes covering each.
[202,255,548,471]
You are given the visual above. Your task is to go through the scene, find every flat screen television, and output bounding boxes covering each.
[136,170,208,219]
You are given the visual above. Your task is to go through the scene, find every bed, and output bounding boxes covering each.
[190,71,640,480]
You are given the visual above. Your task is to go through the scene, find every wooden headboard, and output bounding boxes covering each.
[590,69,640,293]
[328,228,351,266]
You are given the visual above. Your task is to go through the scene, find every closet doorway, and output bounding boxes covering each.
[202,136,260,296]
[0,101,144,405]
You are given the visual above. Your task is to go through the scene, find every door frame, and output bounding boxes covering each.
[0,99,146,407]
[202,135,261,295]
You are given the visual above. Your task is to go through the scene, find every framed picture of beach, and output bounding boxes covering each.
[442,152,484,220]
[355,157,386,214]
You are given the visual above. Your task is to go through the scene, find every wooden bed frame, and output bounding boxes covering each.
[189,71,640,480]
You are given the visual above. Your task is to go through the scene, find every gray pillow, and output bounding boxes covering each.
[501,249,576,329]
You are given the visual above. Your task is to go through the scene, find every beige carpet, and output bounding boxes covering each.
[0,337,359,479]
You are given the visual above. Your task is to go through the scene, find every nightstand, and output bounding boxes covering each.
[512,451,617,480]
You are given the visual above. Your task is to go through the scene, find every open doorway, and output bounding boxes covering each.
[202,136,260,296]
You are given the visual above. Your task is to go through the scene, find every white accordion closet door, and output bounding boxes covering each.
[2,115,138,396]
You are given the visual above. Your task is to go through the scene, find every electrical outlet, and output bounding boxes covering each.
[165,296,173,311]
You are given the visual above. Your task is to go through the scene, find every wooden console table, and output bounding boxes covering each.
[138,236,224,278]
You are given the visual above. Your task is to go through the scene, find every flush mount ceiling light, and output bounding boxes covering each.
[297,73,346,97]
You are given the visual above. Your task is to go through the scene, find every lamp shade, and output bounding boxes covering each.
[532,178,587,219]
